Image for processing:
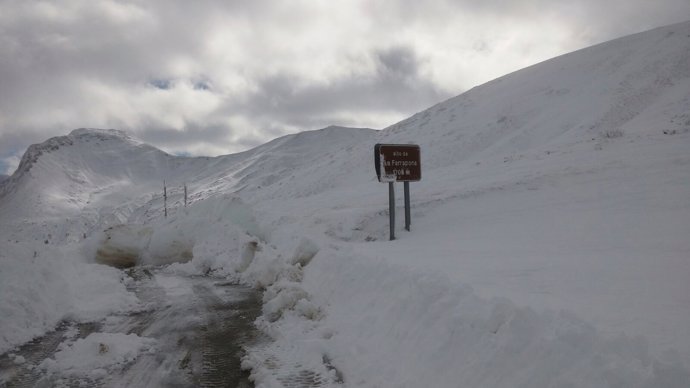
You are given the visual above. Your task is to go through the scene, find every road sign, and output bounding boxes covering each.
[374,144,421,182]
[374,144,421,240]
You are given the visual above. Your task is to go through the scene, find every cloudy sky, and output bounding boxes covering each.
[1,0,689,175]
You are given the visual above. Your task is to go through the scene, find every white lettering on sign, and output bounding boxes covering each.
[384,161,418,167]
[393,169,410,175]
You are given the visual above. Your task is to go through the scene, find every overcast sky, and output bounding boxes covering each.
[1,0,689,175]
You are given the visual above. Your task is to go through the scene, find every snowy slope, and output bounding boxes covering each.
[0,128,215,243]
[2,21,690,387]
[236,22,690,387]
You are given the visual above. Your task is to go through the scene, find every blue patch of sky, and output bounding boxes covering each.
[0,149,21,175]
[0,160,12,176]
[173,151,192,157]
[149,78,174,90]
[193,80,211,90]
[148,76,212,91]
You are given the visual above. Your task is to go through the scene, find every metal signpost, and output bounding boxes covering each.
[374,144,421,240]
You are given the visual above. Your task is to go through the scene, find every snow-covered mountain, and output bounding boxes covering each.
[0,125,378,247]
[2,21,690,387]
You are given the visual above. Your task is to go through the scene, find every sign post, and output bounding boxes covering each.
[389,181,395,240]
[374,144,421,240]
[404,181,411,231]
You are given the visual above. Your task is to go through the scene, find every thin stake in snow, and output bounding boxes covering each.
[404,181,411,231]
[163,180,167,218]
[184,183,187,207]
[389,181,395,240]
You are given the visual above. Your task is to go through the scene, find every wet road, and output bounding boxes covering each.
[0,267,263,388]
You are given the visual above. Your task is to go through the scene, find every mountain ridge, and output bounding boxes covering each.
[4,21,689,208]
[3,20,689,242]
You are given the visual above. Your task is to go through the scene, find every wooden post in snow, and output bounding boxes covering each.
[164,180,168,218]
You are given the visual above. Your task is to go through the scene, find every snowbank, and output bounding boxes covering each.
[89,194,264,270]
[39,332,156,379]
[303,250,689,387]
[236,235,689,388]
[0,243,139,354]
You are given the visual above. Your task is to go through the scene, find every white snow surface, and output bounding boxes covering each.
[1,21,690,387]
[39,332,156,378]
[0,243,140,352]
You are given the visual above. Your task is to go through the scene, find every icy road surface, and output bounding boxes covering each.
[0,267,262,388]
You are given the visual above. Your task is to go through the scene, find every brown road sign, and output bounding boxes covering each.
[374,144,421,182]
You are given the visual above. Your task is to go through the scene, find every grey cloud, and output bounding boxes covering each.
[132,115,271,157]
[232,45,450,131]
[377,46,421,80]
[0,131,46,154]
[370,0,690,42]
[137,124,230,149]
[1,0,689,171]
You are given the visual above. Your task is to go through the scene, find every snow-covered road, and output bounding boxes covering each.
[0,268,262,388]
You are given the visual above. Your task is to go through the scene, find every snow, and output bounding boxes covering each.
[1,21,690,387]
[291,252,689,387]
[10,355,26,365]
[356,136,690,357]
[38,332,156,378]
[0,242,140,353]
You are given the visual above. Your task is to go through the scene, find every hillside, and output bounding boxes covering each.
[2,21,690,387]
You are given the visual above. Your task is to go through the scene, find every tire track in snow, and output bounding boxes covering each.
[1,268,263,388]
[0,322,101,388]
[111,270,263,387]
